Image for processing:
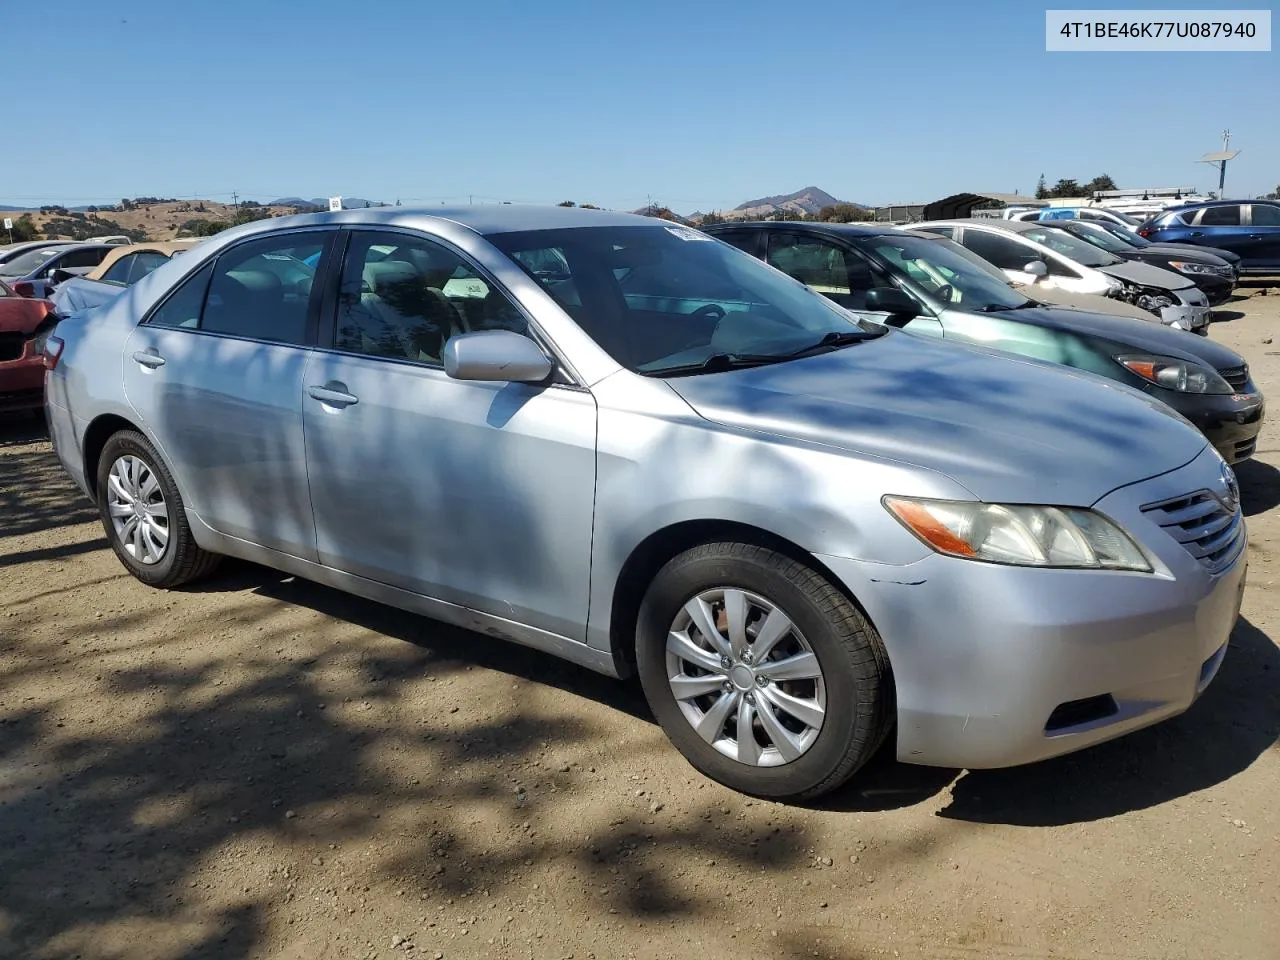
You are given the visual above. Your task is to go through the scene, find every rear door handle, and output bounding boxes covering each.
[308,382,359,408]
[132,349,165,369]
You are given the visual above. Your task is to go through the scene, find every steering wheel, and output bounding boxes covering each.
[691,303,726,321]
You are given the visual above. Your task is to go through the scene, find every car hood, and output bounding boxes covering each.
[665,331,1206,506]
[1098,259,1196,291]
[0,298,52,334]
[981,305,1247,370]
[1139,243,1235,266]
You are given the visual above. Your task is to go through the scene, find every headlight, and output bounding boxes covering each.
[883,497,1151,571]
[28,329,51,354]
[1102,275,1126,297]
[1167,260,1216,276]
[1116,354,1233,394]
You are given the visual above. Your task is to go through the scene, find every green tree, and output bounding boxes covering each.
[816,202,871,223]
[699,210,726,225]
[1034,174,1049,199]
[1263,185,1280,200]
[557,200,576,207]
[1083,174,1117,195]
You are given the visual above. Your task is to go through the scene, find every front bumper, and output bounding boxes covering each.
[1157,287,1210,332]
[820,445,1246,769]
[1167,390,1264,464]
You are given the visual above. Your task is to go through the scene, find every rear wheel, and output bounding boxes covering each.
[95,430,220,588]
[636,542,893,800]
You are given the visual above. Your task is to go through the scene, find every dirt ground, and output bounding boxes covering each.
[2,289,1279,960]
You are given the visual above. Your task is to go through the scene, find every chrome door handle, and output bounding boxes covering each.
[307,382,359,408]
[132,349,165,369]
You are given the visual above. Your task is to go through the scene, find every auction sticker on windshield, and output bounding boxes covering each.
[665,226,713,241]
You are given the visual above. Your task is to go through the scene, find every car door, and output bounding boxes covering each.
[763,231,943,336]
[122,228,334,558]
[1245,204,1280,268]
[302,227,598,642]
[1188,204,1252,261]
[956,228,1091,293]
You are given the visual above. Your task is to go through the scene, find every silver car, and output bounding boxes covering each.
[44,206,1247,800]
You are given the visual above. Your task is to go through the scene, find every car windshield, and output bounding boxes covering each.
[1100,209,1142,225]
[858,234,1032,312]
[0,247,65,276]
[1058,223,1133,254]
[490,225,881,375]
[1091,221,1147,247]
[1020,227,1124,268]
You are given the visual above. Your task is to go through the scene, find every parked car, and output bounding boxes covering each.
[1036,220,1237,305]
[705,221,1262,463]
[46,206,1246,799]
[911,219,1211,333]
[0,278,59,414]
[1138,200,1280,274]
[50,240,200,315]
[1,238,89,269]
[0,242,116,299]
[1009,206,1143,232]
[1083,217,1242,275]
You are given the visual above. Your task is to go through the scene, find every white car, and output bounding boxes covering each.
[1008,206,1143,232]
[907,219,1210,333]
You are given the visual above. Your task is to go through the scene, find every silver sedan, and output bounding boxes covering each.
[44,206,1246,799]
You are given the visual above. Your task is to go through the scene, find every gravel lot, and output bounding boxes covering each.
[2,289,1278,960]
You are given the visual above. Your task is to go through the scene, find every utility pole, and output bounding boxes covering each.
[1197,130,1239,198]
[231,191,239,210]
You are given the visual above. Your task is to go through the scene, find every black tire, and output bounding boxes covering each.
[95,429,220,588]
[636,542,893,800]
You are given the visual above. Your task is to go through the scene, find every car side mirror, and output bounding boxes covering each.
[1024,260,1049,279]
[11,280,36,297]
[49,268,74,287]
[864,286,920,323]
[443,329,554,383]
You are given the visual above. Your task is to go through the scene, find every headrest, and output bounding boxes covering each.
[363,259,419,295]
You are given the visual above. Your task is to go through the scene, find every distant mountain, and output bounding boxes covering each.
[269,197,381,210]
[730,186,864,218]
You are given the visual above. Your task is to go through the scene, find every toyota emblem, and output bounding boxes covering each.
[1221,462,1240,512]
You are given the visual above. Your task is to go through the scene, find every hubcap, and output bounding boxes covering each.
[106,455,170,565]
[665,588,826,767]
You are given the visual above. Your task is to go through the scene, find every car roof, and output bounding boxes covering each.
[1159,198,1279,215]
[85,240,201,280]
[912,218,1043,234]
[212,205,663,241]
[702,220,935,241]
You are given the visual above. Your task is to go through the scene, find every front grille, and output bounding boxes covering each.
[1219,364,1249,392]
[1142,491,1244,572]
[1233,438,1257,461]
[0,332,25,363]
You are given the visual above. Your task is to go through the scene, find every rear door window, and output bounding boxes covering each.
[1199,205,1242,226]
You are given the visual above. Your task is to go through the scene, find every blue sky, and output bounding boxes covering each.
[4,0,1276,212]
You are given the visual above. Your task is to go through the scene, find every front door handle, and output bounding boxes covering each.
[132,349,165,369]
[308,382,359,408]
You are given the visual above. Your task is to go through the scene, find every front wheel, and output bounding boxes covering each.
[95,430,220,588]
[636,542,894,800]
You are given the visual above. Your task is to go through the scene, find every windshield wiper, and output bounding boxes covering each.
[641,353,792,377]
[977,300,1039,312]
[781,328,886,358]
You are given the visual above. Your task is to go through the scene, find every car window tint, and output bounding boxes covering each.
[127,251,171,283]
[710,230,759,255]
[148,263,214,329]
[57,247,110,269]
[197,235,324,343]
[766,234,879,305]
[100,255,137,285]
[1250,205,1280,226]
[1200,205,1241,226]
[959,231,1036,272]
[335,231,528,366]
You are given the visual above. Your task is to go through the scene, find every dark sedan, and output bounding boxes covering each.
[704,220,1264,463]
[1039,219,1237,305]
[0,243,115,299]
